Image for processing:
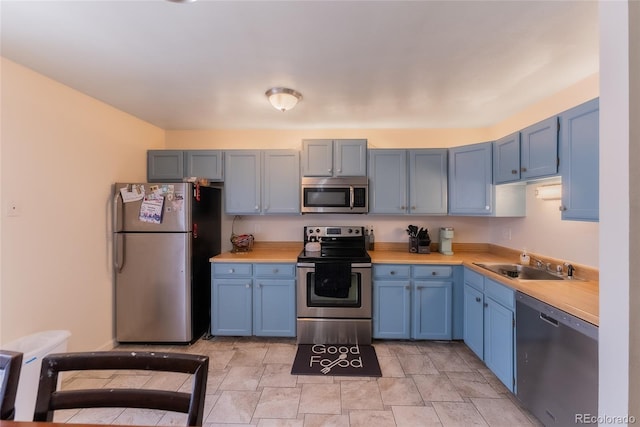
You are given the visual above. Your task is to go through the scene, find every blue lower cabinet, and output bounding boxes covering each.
[373,264,458,341]
[462,268,516,392]
[463,283,484,359]
[253,279,296,337]
[211,263,295,337]
[373,280,411,339]
[484,296,515,391]
[211,278,253,336]
[412,281,452,340]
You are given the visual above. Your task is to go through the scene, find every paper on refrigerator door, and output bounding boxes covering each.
[139,196,164,224]
[119,185,145,203]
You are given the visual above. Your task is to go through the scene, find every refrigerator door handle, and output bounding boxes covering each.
[113,190,122,232]
[114,233,125,272]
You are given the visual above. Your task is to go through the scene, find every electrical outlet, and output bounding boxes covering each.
[501,227,512,240]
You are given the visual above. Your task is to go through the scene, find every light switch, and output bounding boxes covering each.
[6,202,20,217]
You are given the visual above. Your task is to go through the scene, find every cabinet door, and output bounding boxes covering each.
[334,139,367,176]
[408,149,448,214]
[463,283,484,359]
[301,139,333,176]
[147,150,184,182]
[211,279,252,336]
[493,133,521,184]
[373,280,411,339]
[368,150,407,214]
[412,281,452,340]
[521,116,558,180]
[448,142,493,215]
[560,98,599,221]
[263,150,300,214]
[185,150,223,181]
[224,150,261,214]
[484,297,515,392]
[253,279,296,337]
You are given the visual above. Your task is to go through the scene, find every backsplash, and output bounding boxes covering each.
[220,182,599,268]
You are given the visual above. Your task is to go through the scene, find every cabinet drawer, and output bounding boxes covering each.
[373,265,411,279]
[484,278,515,311]
[464,268,484,292]
[254,263,295,278]
[413,266,452,279]
[213,263,253,277]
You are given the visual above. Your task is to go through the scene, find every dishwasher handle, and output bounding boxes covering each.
[540,313,559,327]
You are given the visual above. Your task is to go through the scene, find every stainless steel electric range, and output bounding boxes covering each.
[296,226,372,345]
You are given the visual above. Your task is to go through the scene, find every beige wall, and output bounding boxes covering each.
[167,74,599,267]
[0,58,165,350]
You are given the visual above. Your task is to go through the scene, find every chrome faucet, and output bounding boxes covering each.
[530,256,548,270]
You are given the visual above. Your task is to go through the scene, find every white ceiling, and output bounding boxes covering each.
[0,0,599,130]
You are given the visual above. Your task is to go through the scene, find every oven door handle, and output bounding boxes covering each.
[349,185,354,210]
[297,262,316,268]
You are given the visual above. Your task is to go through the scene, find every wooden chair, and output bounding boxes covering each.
[33,351,209,426]
[0,350,23,420]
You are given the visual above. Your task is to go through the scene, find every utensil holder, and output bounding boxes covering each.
[409,237,419,253]
[418,240,431,254]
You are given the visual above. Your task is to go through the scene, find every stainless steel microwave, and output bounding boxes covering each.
[301,177,368,214]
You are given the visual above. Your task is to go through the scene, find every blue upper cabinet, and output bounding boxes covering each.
[493,132,521,184]
[148,150,224,182]
[301,139,367,177]
[185,150,223,181]
[448,142,493,215]
[408,149,448,214]
[147,150,185,182]
[559,98,599,221]
[262,150,300,215]
[301,139,333,176]
[520,116,559,180]
[369,150,407,214]
[225,150,300,215]
[225,150,262,214]
[369,149,447,215]
[334,139,368,176]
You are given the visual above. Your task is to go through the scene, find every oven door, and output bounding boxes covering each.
[297,262,372,318]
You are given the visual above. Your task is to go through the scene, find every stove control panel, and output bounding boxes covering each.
[304,226,364,242]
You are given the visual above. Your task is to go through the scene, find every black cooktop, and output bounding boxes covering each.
[298,225,370,263]
[297,248,371,263]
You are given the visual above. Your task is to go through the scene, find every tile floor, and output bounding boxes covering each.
[55,337,543,426]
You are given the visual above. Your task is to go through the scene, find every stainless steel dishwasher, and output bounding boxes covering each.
[516,292,598,426]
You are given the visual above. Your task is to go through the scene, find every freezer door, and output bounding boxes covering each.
[115,232,192,342]
[114,182,191,232]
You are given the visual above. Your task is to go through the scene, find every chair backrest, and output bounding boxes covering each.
[34,351,208,426]
[0,350,23,421]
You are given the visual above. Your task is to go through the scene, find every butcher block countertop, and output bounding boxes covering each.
[211,242,599,326]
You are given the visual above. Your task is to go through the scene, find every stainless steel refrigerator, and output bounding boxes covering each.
[114,182,221,343]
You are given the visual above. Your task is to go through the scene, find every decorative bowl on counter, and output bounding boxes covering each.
[231,233,254,253]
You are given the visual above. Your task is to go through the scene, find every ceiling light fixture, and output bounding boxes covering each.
[265,87,302,112]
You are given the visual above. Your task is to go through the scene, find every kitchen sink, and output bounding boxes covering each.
[473,262,566,281]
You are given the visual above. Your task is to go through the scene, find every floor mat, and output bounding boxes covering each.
[291,344,382,377]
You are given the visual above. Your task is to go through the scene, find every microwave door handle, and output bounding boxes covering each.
[349,186,354,210]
